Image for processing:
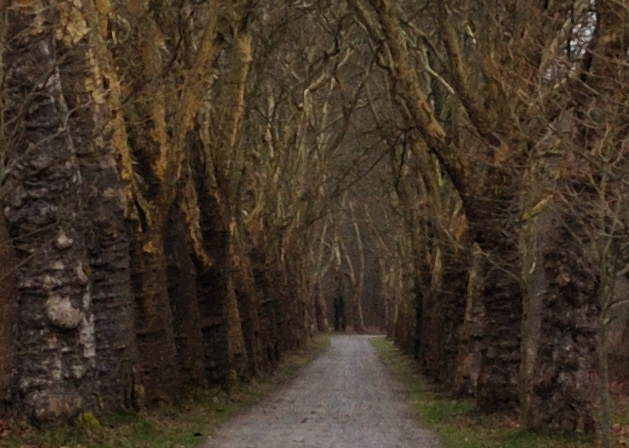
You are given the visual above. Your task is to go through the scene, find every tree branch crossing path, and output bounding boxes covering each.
[200,335,440,448]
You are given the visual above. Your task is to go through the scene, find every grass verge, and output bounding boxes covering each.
[371,336,595,448]
[0,334,331,448]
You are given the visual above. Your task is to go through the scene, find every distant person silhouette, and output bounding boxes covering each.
[333,294,346,332]
[332,266,346,332]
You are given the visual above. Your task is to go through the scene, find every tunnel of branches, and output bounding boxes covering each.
[1,0,629,436]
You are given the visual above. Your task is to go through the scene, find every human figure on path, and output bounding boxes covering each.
[333,269,346,332]
[333,294,346,332]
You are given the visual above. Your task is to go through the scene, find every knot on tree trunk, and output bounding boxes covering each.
[45,295,83,330]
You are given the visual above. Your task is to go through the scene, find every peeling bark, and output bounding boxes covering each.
[58,0,138,411]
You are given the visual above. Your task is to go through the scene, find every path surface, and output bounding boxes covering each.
[200,335,440,448]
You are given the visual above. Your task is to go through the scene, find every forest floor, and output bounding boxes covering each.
[371,337,629,448]
[200,335,440,448]
[4,335,629,447]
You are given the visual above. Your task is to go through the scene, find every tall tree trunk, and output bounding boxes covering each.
[466,177,523,413]
[3,4,95,420]
[131,225,179,402]
[519,145,598,430]
[453,243,484,397]
[59,0,138,411]
[521,204,598,431]
[349,0,525,412]
[0,0,14,412]
[251,249,281,368]
[222,232,248,380]
[441,248,469,385]
[422,244,468,385]
[314,290,330,333]
[378,260,394,339]
[233,264,265,377]
[0,216,18,410]
[190,138,247,385]
[165,201,205,387]
[229,221,265,376]
[350,205,366,334]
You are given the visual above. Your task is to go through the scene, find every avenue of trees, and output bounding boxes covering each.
[1,0,628,444]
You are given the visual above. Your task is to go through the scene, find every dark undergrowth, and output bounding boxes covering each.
[0,334,330,448]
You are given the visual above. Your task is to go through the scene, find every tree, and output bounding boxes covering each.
[347,0,606,424]
[3,1,99,420]
[1,0,370,421]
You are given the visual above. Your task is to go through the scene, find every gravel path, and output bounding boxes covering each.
[199,335,440,448]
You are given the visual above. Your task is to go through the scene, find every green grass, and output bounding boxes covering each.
[371,336,595,448]
[0,334,331,448]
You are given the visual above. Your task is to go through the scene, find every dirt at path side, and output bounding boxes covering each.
[199,335,440,448]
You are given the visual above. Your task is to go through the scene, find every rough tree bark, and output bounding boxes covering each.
[251,247,281,368]
[0,217,17,410]
[165,199,205,387]
[521,195,598,431]
[232,233,266,377]
[453,244,484,397]
[59,0,138,411]
[422,244,468,386]
[467,181,523,413]
[189,136,247,385]
[130,224,180,402]
[3,1,96,421]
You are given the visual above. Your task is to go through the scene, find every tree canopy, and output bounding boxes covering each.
[1,1,628,445]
